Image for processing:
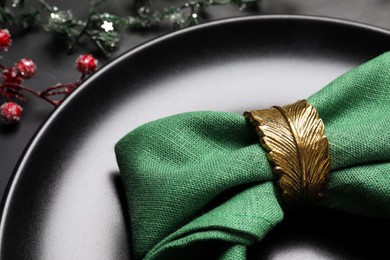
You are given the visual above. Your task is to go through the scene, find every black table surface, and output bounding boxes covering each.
[0,0,389,256]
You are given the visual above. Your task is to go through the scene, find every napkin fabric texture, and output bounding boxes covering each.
[115,52,390,260]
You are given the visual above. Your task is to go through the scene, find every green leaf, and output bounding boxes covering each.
[20,10,40,28]
[0,7,14,27]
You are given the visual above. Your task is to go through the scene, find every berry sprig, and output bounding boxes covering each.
[0,29,98,125]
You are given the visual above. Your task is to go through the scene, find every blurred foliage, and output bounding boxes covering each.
[0,0,260,57]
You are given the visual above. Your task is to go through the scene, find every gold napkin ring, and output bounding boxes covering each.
[244,100,330,207]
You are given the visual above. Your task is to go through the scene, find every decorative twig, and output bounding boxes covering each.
[0,29,97,124]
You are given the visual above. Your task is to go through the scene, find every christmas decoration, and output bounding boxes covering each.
[0,0,260,57]
[76,54,98,74]
[2,67,22,84]
[15,58,37,79]
[0,29,11,51]
[0,101,22,124]
[0,29,98,124]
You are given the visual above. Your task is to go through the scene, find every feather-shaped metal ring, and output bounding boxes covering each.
[244,100,330,207]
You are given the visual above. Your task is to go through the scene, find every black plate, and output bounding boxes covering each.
[1,15,390,259]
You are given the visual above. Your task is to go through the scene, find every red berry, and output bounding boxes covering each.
[15,58,37,79]
[75,54,98,74]
[0,102,23,124]
[2,68,23,84]
[0,29,11,51]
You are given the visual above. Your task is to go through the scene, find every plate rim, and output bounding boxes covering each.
[1,13,390,244]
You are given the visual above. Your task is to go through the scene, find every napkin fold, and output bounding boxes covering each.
[115,52,390,260]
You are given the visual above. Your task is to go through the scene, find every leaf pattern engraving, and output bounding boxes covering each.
[244,100,330,206]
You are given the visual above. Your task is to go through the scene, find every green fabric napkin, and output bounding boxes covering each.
[115,52,390,260]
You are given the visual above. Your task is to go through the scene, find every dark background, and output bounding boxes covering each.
[0,1,390,259]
